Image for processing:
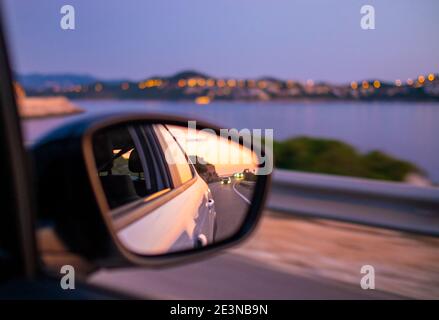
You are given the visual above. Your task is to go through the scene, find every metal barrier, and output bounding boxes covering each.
[267,169,439,236]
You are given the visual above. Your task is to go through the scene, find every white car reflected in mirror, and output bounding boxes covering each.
[92,122,259,256]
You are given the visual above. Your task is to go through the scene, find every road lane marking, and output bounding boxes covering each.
[232,182,251,205]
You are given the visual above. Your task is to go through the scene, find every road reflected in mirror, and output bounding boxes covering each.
[92,123,259,256]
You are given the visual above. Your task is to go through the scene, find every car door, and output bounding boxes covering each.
[109,123,215,254]
[152,124,216,247]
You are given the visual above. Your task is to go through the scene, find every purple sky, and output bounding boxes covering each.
[2,0,439,83]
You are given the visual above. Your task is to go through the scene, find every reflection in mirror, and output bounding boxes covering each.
[91,123,259,256]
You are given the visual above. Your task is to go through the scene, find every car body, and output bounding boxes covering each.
[96,123,217,254]
[234,172,244,179]
[221,177,232,185]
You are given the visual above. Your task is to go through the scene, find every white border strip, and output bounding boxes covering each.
[232,182,251,205]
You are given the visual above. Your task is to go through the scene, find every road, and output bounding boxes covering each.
[90,206,439,299]
[208,180,253,241]
[89,181,406,299]
[89,251,398,299]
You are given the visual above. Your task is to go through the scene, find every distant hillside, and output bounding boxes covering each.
[16,70,212,90]
[16,73,98,90]
[166,70,211,81]
[15,70,439,102]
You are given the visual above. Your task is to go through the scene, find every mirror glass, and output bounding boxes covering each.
[91,122,260,256]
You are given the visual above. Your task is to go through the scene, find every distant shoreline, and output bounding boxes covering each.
[21,109,83,120]
[33,95,439,104]
[18,96,84,119]
[19,70,439,103]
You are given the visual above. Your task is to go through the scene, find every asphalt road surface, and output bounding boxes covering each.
[90,253,398,299]
[89,181,401,299]
[208,180,253,241]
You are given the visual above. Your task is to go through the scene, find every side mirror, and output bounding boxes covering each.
[32,114,271,270]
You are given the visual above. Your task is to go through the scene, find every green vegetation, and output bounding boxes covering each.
[273,136,421,182]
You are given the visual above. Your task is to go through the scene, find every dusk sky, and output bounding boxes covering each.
[3,0,439,83]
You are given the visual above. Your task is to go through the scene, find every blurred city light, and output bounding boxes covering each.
[350,81,358,90]
[373,80,381,89]
[362,81,369,89]
[94,83,103,92]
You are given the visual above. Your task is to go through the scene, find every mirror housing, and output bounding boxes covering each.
[31,113,271,271]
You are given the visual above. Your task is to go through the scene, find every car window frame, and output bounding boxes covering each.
[0,11,37,279]
[105,125,170,215]
[104,125,172,202]
[108,123,199,230]
[152,124,195,188]
[137,125,172,192]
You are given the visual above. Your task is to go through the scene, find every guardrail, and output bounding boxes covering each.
[267,169,439,236]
